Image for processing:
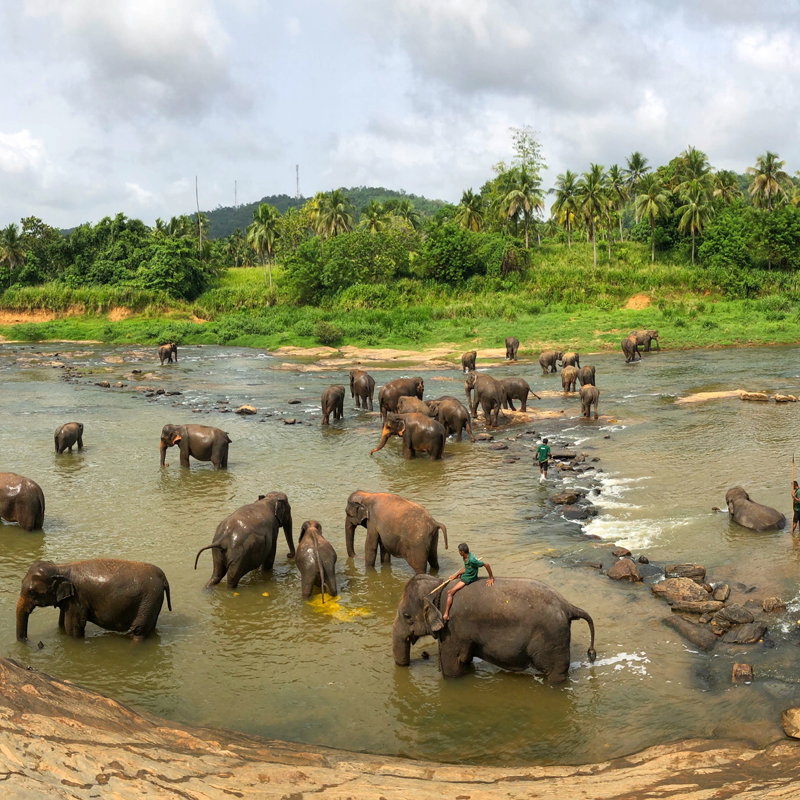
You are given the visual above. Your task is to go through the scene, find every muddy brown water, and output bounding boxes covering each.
[2,343,800,766]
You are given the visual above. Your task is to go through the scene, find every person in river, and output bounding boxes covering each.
[442,543,494,621]
[536,438,552,482]
[792,481,800,535]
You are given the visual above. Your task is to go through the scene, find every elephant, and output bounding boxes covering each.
[370,413,445,460]
[392,574,596,683]
[54,422,84,454]
[464,371,504,427]
[160,424,231,470]
[349,369,376,410]
[345,490,448,573]
[561,366,578,393]
[296,520,338,600]
[194,492,295,588]
[500,377,539,412]
[321,385,345,425]
[379,377,424,419]
[397,396,432,416]
[0,473,45,531]
[461,350,477,373]
[580,385,600,419]
[16,559,171,642]
[630,329,659,352]
[725,487,786,532]
[505,337,520,361]
[577,366,596,387]
[621,335,641,363]
[538,350,563,375]
[561,351,580,369]
[426,397,474,442]
[158,343,178,364]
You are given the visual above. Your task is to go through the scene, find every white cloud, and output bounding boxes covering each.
[125,182,155,204]
[736,31,800,73]
[0,130,47,173]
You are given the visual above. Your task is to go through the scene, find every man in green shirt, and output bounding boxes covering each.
[536,438,552,482]
[443,542,494,621]
[792,481,800,535]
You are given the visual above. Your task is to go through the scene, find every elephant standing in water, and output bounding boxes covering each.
[461,351,477,372]
[725,487,785,531]
[0,473,45,531]
[195,492,295,588]
[561,352,580,369]
[631,329,659,352]
[621,336,641,363]
[350,369,375,410]
[500,377,538,412]
[345,490,447,573]
[158,343,178,364]
[561,366,578,393]
[464,372,504,427]
[397,396,432,416]
[505,337,520,360]
[539,351,563,375]
[426,397,474,442]
[296,520,337,600]
[379,377,424,419]
[577,366,596,387]
[370,413,446,460]
[321,385,345,425]
[16,559,171,642]
[392,574,596,683]
[54,422,84,454]
[160,424,231,470]
[580,385,599,418]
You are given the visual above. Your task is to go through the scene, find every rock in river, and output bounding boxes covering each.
[475,433,493,442]
[612,546,632,557]
[607,558,642,582]
[731,663,754,683]
[716,604,754,625]
[722,623,767,645]
[652,577,710,604]
[670,600,724,615]
[235,405,257,415]
[664,616,717,651]
[763,597,787,613]
[782,708,800,739]
[665,564,706,583]
[550,492,579,505]
[712,584,731,602]
[562,504,592,521]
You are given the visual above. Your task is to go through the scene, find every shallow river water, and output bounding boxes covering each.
[2,342,800,766]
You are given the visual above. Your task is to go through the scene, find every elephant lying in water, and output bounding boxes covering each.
[392,574,596,683]
[0,473,45,531]
[725,487,786,531]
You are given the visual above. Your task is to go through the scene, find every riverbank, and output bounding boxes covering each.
[1,655,799,800]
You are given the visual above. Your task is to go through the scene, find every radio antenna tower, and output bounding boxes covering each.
[296,164,300,199]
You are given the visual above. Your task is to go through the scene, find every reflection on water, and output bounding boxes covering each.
[1,342,800,765]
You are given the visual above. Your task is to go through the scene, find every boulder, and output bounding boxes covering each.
[731,663,754,683]
[665,564,706,583]
[97,380,110,388]
[283,418,297,425]
[716,604,754,625]
[607,558,642,582]
[740,392,769,402]
[638,555,649,564]
[475,433,493,441]
[550,450,577,460]
[712,584,731,602]
[709,621,726,637]
[612,547,632,557]
[562,505,590,521]
[763,597,787,613]
[652,578,711,604]
[488,443,508,451]
[288,399,302,404]
[235,405,257,415]
[722,623,767,645]
[670,601,724,615]
[113,381,126,388]
[772,395,797,403]
[131,368,142,374]
[550,492,579,505]
[782,708,800,739]
[663,616,717,651]
[637,563,665,580]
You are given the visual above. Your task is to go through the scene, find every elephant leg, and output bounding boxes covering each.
[538,641,571,685]
[367,396,373,411]
[226,559,249,589]
[438,637,472,678]
[403,443,415,459]
[301,572,316,599]
[520,396,527,412]
[179,443,191,468]
[428,533,439,571]
[205,550,227,588]
[77,435,83,450]
[58,607,66,630]
[506,398,516,411]
[263,535,278,571]
[364,531,380,568]
[63,605,88,638]
[455,425,462,442]
[131,595,164,641]
[378,540,391,564]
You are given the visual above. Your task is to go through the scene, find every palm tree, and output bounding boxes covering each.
[624,152,650,196]
[246,203,281,287]
[0,223,24,287]
[634,174,671,263]
[393,199,421,231]
[359,200,390,233]
[501,166,543,248]
[677,186,712,265]
[550,170,579,248]
[226,229,244,267]
[454,189,484,232]
[606,164,629,241]
[713,170,742,205]
[576,164,607,269]
[747,151,790,211]
[152,218,168,238]
[316,189,354,239]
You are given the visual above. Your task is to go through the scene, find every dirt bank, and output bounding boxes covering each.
[0,656,798,799]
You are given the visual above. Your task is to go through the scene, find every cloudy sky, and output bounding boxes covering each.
[2,0,799,228]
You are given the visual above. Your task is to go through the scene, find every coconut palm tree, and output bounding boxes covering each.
[152,218,168,238]
[677,185,712,265]
[634,174,671,263]
[0,223,24,287]
[246,203,281,287]
[226,229,244,267]
[549,170,579,248]
[393,199,421,231]
[624,152,650,196]
[713,170,742,205]
[576,164,607,269]
[454,189,484,232]
[359,200,390,233]
[500,166,543,248]
[747,151,790,211]
[606,164,629,241]
[316,189,355,239]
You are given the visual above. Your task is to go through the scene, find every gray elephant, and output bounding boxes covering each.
[349,369,375,410]
[321,385,345,425]
[577,366,596,387]
[561,351,580,369]
[54,422,84,454]
[379,377,424,419]
[630,329,659,352]
[538,351,563,375]
[500,377,538,411]
[561,365,578,393]
[194,492,295,588]
[160,424,231,470]
[464,372,504,426]
[158,343,178,364]
[505,337,520,360]
[16,559,171,642]
[621,336,641,363]
[296,520,337,601]
[426,397,474,442]
[345,490,447,573]
[392,574,596,683]
[397,396,432,416]
[461,351,477,372]
[0,473,45,531]
[580,385,600,419]
[725,487,785,532]
[370,413,446,460]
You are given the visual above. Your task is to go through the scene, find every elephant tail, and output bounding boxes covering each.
[225,434,232,443]
[435,521,448,550]
[311,534,326,604]
[194,544,223,570]
[570,605,596,663]
[164,578,173,612]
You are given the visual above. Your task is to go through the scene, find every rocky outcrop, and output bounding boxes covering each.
[607,558,642,582]
[652,577,710,604]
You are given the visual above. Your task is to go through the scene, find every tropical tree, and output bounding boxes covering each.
[549,170,579,248]
[576,164,607,268]
[315,189,355,239]
[500,166,543,248]
[0,223,24,286]
[624,152,650,196]
[454,189,484,232]
[677,146,712,187]
[225,228,244,267]
[359,200,390,233]
[677,185,713,264]
[392,199,422,231]
[713,170,742,205]
[606,164,629,241]
[634,173,671,262]
[246,203,281,287]
[152,218,168,238]
[747,151,790,211]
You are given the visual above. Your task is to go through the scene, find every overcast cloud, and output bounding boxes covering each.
[1,0,799,227]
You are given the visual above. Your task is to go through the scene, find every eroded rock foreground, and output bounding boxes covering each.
[1,657,800,799]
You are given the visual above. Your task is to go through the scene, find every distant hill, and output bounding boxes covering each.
[203,187,447,239]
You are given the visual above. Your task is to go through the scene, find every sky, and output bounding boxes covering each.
[1,0,800,228]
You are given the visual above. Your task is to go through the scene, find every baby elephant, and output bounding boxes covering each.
[159,343,178,364]
[461,350,477,372]
[16,559,171,642]
[296,520,338,601]
[321,385,345,425]
[54,422,84,454]
[580,385,600,419]
[505,337,520,360]
[561,366,578,393]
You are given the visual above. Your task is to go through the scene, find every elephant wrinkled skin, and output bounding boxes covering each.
[505,337,520,360]
[580,385,600,419]
[726,487,786,532]
[397,396,432,416]
[577,366,596,387]
[500,377,537,411]
[621,336,641,363]
[561,366,578,393]
[0,473,45,531]
[158,343,178,364]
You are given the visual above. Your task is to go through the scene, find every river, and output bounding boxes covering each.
[1,342,799,766]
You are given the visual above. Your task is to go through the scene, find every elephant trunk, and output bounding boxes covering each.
[370,429,391,455]
[159,440,168,467]
[345,519,357,558]
[392,619,412,666]
[16,595,33,642]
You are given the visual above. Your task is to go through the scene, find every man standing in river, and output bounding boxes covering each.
[792,481,800,535]
[537,438,551,482]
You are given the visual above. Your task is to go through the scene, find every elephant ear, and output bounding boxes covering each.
[355,504,369,525]
[55,580,75,603]
[423,597,445,637]
[396,420,406,435]
[171,433,182,445]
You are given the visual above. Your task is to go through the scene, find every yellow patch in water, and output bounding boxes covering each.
[307,594,370,621]
[232,592,239,596]
[262,592,269,597]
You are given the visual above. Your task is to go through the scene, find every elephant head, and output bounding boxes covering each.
[392,575,445,666]
[159,424,182,466]
[426,399,442,417]
[258,491,293,539]
[412,377,424,399]
[725,487,749,515]
[370,413,405,456]
[348,369,361,397]
[345,491,370,557]
[16,561,74,642]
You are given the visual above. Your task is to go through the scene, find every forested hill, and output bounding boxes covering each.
[204,187,447,238]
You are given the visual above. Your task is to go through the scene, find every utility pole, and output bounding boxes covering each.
[296,164,300,199]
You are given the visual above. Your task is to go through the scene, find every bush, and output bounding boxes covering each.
[314,321,343,345]
[137,239,210,300]
[420,222,478,283]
